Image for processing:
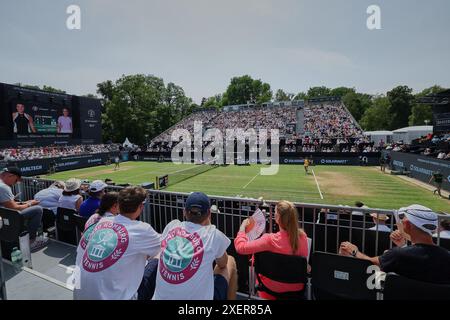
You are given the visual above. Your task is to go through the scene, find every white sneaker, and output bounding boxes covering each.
[30,236,50,252]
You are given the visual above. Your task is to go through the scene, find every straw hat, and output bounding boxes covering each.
[370,212,389,221]
[64,178,81,192]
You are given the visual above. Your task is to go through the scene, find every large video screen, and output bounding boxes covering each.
[0,83,101,147]
[11,101,73,136]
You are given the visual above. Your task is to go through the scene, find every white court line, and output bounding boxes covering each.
[311,169,324,200]
[243,173,260,189]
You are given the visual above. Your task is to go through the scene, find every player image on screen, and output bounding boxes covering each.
[12,103,36,134]
[57,107,73,133]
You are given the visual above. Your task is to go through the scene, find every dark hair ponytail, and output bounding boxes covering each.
[97,192,119,216]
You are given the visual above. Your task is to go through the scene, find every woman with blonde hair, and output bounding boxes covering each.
[234,200,309,300]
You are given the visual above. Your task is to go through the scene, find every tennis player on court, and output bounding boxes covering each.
[304,157,310,175]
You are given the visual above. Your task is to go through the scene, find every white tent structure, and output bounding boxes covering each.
[364,131,393,146]
[122,137,136,148]
[392,126,433,144]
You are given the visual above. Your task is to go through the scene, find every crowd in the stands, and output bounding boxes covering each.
[385,132,450,161]
[147,102,373,153]
[0,144,121,161]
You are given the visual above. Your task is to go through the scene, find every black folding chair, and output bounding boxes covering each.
[435,237,450,251]
[72,214,89,243]
[383,273,450,300]
[55,207,78,245]
[253,251,307,300]
[42,208,56,236]
[0,207,30,265]
[311,251,378,300]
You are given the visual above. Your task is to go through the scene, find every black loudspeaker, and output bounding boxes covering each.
[141,182,155,190]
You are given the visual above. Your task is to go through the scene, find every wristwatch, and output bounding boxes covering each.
[351,249,358,257]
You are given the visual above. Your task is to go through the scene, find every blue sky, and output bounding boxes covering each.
[1,0,449,102]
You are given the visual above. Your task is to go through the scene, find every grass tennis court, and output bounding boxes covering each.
[42,162,450,212]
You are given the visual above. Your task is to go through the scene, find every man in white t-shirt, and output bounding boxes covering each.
[153,192,238,300]
[73,186,161,300]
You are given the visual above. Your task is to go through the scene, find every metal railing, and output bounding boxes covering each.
[14,177,450,250]
[11,176,450,296]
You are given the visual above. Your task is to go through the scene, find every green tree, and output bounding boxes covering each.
[201,94,223,109]
[330,87,356,98]
[342,92,372,122]
[97,74,193,144]
[387,85,414,130]
[307,86,331,98]
[224,75,272,105]
[41,85,66,93]
[293,92,307,100]
[275,89,294,102]
[360,96,392,131]
[408,105,433,126]
[408,85,445,126]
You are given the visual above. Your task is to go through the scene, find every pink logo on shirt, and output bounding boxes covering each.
[82,221,129,272]
[159,227,204,284]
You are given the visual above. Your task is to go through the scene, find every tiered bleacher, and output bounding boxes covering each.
[147,100,378,154]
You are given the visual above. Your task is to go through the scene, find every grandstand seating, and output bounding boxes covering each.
[253,251,308,300]
[383,273,450,300]
[55,207,78,245]
[0,208,30,265]
[147,101,371,153]
[311,252,378,300]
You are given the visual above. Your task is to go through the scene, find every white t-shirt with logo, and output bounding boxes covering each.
[73,215,161,300]
[153,220,231,300]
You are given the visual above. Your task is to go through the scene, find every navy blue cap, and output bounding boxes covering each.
[2,167,22,178]
[185,192,210,215]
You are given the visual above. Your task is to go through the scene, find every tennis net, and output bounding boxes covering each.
[156,161,219,189]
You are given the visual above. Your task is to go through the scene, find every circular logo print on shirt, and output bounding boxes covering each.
[82,221,129,273]
[80,223,96,250]
[159,227,204,284]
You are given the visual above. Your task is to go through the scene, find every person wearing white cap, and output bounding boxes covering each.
[340,204,450,284]
[79,180,108,218]
[58,178,83,211]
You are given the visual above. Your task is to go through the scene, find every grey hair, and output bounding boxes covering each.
[51,181,65,189]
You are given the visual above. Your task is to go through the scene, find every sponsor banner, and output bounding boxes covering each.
[281,155,379,166]
[134,152,380,166]
[390,151,450,192]
[5,152,119,176]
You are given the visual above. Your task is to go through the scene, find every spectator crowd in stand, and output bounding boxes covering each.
[0,144,121,162]
[385,131,450,161]
[147,102,376,154]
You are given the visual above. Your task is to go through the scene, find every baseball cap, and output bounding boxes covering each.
[397,204,438,235]
[89,180,108,192]
[185,192,210,215]
[2,166,22,179]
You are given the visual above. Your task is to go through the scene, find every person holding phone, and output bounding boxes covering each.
[339,204,450,284]
[0,167,48,252]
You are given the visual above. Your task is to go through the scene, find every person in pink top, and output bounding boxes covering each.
[234,200,309,300]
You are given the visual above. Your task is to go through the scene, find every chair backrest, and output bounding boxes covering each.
[435,237,450,251]
[56,207,78,245]
[254,251,307,284]
[383,273,450,300]
[41,208,56,232]
[72,214,89,233]
[0,207,24,242]
[311,251,378,300]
